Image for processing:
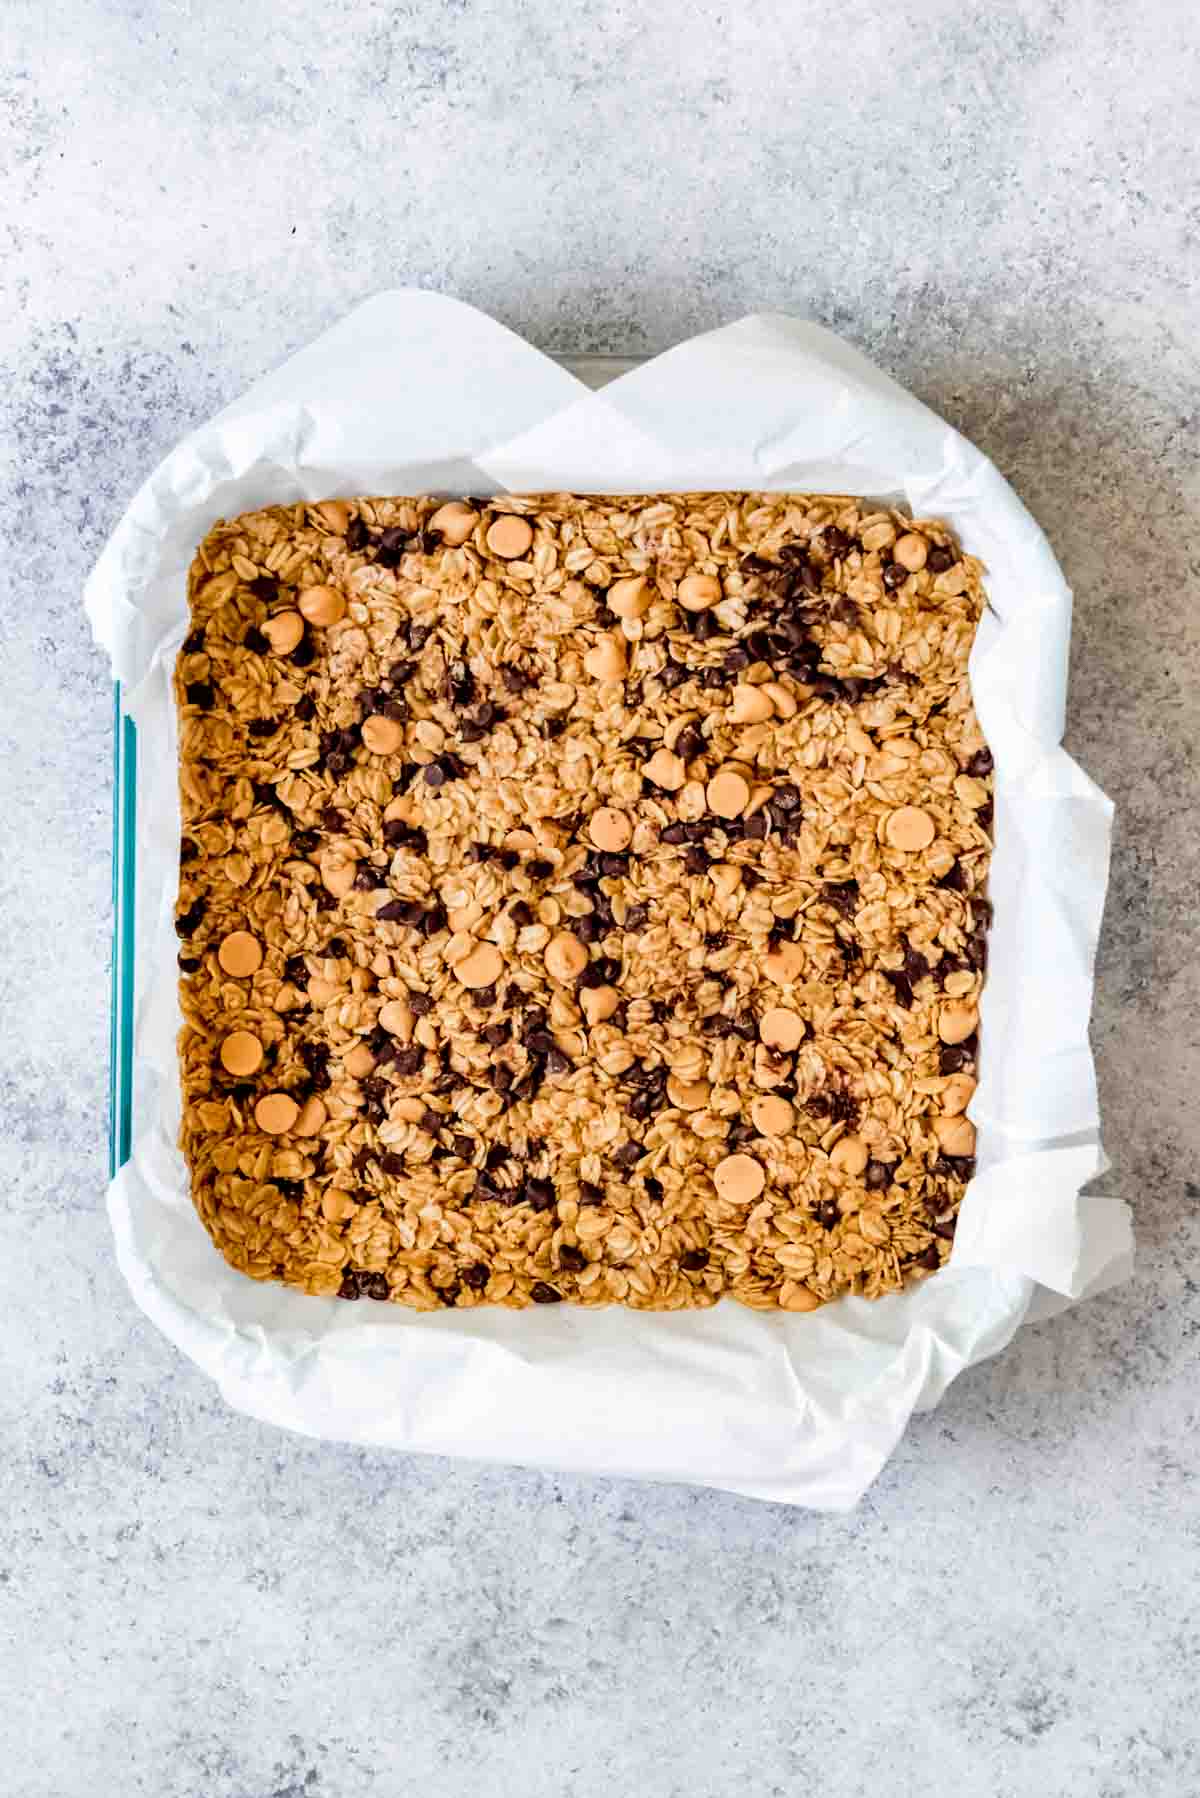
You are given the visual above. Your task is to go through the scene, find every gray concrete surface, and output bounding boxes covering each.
[2,1,1198,1794]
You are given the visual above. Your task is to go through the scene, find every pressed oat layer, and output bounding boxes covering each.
[175,492,993,1312]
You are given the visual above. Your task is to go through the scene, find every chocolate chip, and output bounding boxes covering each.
[462,1262,489,1290]
[182,628,206,653]
[679,1248,709,1271]
[823,526,853,558]
[903,941,930,984]
[508,899,535,930]
[524,1177,556,1212]
[882,562,907,590]
[674,724,705,763]
[178,954,201,972]
[559,1245,587,1273]
[612,1141,641,1170]
[373,525,411,568]
[545,1048,571,1075]
[342,516,368,552]
[376,899,415,924]
[657,659,689,691]
[684,845,710,875]
[362,1271,390,1301]
[452,1134,475,1162]
[422,761,445,789]
[938,860,967,893]
[815,1199,840,1231]
[184,681,214,709]
[543,717,568,739]
[579,1181,604,1206]
[408,992,433,1016]
[379,1151,407,1176]
[527,858,554,880]
[289,635,316,668]
[926,546,955,573]
[882,969,914,1008]
[685,609,717,641]
[174,897,207,937]
[741,816,767,842]
[965,747,994,779]
[723,645,751,672]
[501,663,535,694]
[864,1160,893,1192]
[246,576,277,603]
[294,693,316,722]
[482,1022,509,1048]
[530,1283,563,1304]
[392,1047,423,1076]
[338,1271,362,1300]
[490,1065,512,1093]
[324,936,347,958]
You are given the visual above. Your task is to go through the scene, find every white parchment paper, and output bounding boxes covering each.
[86,291,1131,1507]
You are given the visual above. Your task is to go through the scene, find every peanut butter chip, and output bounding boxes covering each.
[220,1030,263,1076]
[830,1134,869,1176]
[607,575,652,619]
[361,714,405,755]
[262,610,305,655]
[706,767,751,819]
[344,1041,377,1079]
[378,998,415,1037]
[455,942,504,989]
[938,1000,979,1045]
[298,585,346,628]
[764,941,805,984]
[934,1115,977,1157]
[731,684,775,724]
[941,1072,977,1115]
[714,1153,765,1203]
[580,984,621,1026]
[544,931,588,983]
[644,748,686,791]
[759,1006,805,1051]
[583,634,627,682]
[429,501,477,546]
[885,805,936,852]
[751,1094,794,1136]
[486,515,533,560]
[589,807,633,852]
[677,573,722,612]
[255,1093,299,1135]
[218,930,262,978]
[294,1096,327,1137]
[893,532,929,573]
[667,1076,710,1112]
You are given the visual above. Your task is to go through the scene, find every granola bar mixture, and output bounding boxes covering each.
[174,492,993,1312]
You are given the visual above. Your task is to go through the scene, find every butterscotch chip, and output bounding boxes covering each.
[545,931,588,982]
[706,767,751,819]
[589,807,633,852]
[677,573,722,611]
[455,942,504,988]
[255,1093,299,1135]
[938,1000,979,1044]
[262,610,305,654]
[177,488,993,1313]
[361,715,405,755]
[934,1115,977,1157]
[830,1135,869,1176]
[644,748,686,791]
[220,1030,263,1075]
[886,806,936,852]
[429,501,477,546]
[294,1096,328,1136]
[714,1153,765,1202]
[759,1006,805,1051]
[486,514,533,559]
[893,532,929,573]
[218,931,262,978]
[343,1041,376,1078]
[607,575,652,619]
[751,1094,794,1136]
[764,941,805,984]
[298,586,346,628]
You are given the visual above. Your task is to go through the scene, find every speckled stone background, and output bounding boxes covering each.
[3,1,1198,1793]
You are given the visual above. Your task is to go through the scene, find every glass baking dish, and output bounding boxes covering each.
[107,354,645,1176]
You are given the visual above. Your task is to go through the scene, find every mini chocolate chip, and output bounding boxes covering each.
[392,1048,423,1076]
[182,628,206,653]
[543,716,567,738]
[379,1151,407,1177]
[470,984,497,1009]
[509,900,534,928]
[527,858,554,880]
[815,1200,841,1231]
[497,847,520,871]
[530,1283,562,1304]
[657,659,689,692]
[178,954,201,972]
[362,1271,390,1300]
[524,1177,556,1212]
[184,681,214,709]
[338,1271,362,1300]
[408,992,433,1016]
[927,546,955,573]
[490,1065,513,1093]
[247,576,278,602]
[482,1022,509,1048]
[883,968,915,1008]
[294,693,316,722]
[461,1262,489,1290]
[679,1248,709,1271]
[545,1048,571,1075]
[938,860,967,893]
[243,625,270,655]
[579,1181,604,1206]
[823,526,853,557]
[174,897,207,937]
[883,562,907,589]
[773,784,802,813]
[373,526,411,568]
[612,1141,641,1170]
[674,724,705,763]
[685,609,717,641]
[965,747,994,779]
[289,635,316,668]
[558,1244,587,1274]
[684,845,710,874]
[741,816,767,841]
[179,837,199,864]
[375,899,413,924]
[903,940,930,984]
[864,1160,893,1191]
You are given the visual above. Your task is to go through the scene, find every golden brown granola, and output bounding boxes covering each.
[174,492,992,1312]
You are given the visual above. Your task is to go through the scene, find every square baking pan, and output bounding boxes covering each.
[107,354,645,1176]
